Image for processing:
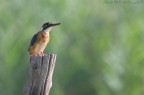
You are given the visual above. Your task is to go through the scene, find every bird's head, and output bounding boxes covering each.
[41,22,61,32]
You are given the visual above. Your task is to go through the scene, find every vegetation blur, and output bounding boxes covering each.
[0,0,144,95]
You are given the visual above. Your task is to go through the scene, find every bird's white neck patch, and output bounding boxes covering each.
[44,27,53,32]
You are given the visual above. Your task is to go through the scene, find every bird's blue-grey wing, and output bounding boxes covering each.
[28,33,38,51]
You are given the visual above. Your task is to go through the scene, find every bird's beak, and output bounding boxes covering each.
[50,23,61,27]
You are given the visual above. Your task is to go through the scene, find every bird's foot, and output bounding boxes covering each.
[33,53,42,56]
[34,52,45,56]
[40,52,45,56]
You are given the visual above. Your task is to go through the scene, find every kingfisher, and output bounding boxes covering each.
[28,22,61,58]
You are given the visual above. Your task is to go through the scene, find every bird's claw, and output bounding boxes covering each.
[34,52,45,56]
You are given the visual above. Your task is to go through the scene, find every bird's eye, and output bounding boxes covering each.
[42,22,53,29]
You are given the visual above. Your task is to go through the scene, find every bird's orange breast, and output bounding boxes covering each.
[29,32,49,56]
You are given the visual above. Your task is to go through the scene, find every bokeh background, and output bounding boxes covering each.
[0,0,144,95]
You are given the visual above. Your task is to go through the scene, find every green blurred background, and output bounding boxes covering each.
[0,0,144,95]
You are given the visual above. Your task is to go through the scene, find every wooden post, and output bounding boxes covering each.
[23,54,57,95]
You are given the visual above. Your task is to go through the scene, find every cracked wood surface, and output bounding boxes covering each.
[23,54,56,95]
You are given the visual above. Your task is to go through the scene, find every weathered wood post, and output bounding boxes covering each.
[23,54,57,95]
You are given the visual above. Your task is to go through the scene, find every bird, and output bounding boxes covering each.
[28,22,61,58]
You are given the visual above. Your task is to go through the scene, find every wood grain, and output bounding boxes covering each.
[23,54,56,95]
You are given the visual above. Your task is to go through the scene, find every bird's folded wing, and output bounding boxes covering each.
[28,32,39,51]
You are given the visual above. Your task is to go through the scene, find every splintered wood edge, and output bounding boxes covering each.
[44,54,57,95]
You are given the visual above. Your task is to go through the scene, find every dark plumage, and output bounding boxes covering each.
[28,33,38,51]
[42,22,52,30]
